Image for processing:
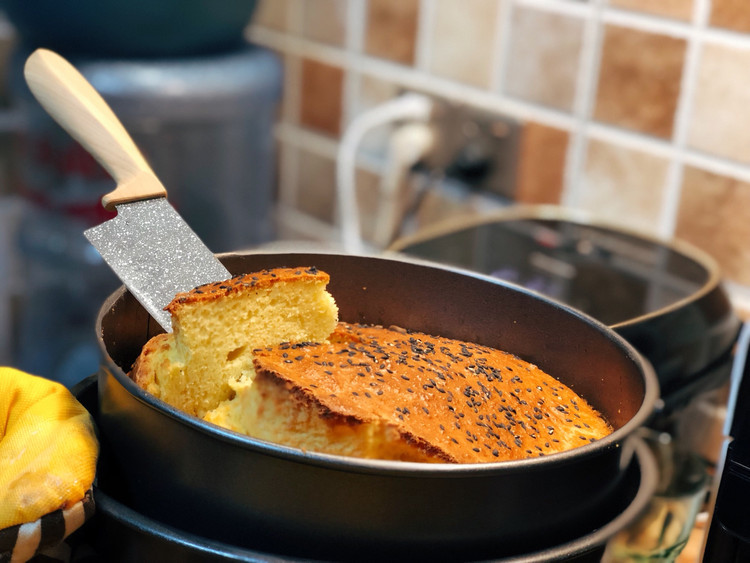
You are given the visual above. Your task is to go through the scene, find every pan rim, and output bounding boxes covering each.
[97,251,659,477]
[387,203,724,330]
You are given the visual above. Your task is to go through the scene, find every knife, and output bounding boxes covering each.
[23,48,231,332]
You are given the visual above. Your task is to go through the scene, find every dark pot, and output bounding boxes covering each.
[95,252,658,561]
[1,0,258,58]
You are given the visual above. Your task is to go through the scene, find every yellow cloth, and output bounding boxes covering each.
[0,368,98,529]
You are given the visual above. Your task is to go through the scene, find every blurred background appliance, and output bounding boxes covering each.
[1,3,282,386]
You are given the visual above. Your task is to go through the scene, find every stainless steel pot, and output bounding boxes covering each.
[95,252,658,561]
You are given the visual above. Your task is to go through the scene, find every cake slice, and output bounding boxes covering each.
[130,267,339,418]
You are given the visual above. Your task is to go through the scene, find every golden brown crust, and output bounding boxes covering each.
[165,267,329,313]
[252,369,455,462]
[130,333,171,397]
[252,323,612,463]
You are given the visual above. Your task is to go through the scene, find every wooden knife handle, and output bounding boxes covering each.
[23,48,167,211]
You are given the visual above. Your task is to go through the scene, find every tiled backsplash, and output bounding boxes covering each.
[253,0,750,304]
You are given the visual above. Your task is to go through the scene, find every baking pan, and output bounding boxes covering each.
[95,252,658,561]
[73,376,657,563]
[91,445,655,563]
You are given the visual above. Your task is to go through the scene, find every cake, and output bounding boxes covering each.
[207,322,612,463]
[131,267,339,418]
[131,267,612,463]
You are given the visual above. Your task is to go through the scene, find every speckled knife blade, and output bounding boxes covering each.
[84,198,230,331]
[23,48,231,333]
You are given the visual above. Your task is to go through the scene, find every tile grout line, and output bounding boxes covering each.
[513,0,591,18]
[603,6,750,50]
[276,0,303,210]
[275,117,750,188]
[586,124,677,158]
[561,0,607,207]
[657,0,712,239]
[514,0,750,49]
[347,0,366,53]
[337,0,368,243]
[342,0,366,126]
[602,7,704,39]
[679,149,750,185]
[277,131,301,208]
[490,0,515,94]
[274,122,384,174]
[248,25,578,129]
[576,124,750,185]
[414,0,434,72]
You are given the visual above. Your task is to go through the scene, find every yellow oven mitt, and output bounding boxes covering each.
[0,367,98,562]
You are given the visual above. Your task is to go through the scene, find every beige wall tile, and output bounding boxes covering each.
[254,0,290,32]
[710,0,750,33]
[301,0,347,46]
[297,148,337,223]
[676,166,750,284]
[594,25,685,139]
[275,213,325,243]
[608,0,693,21]
[428,0,500,89]
[504,7,584,112]
[293,154,382,241]
[354,74,402,114]
[299,58,344,137]
[355,167,383,243]
[276,142,298,207]
[365,0,420,65]
[688,43,750,164]
[579,139,669,235]
[515,122,569,204]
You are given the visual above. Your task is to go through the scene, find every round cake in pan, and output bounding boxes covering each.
[131,266,611,463]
